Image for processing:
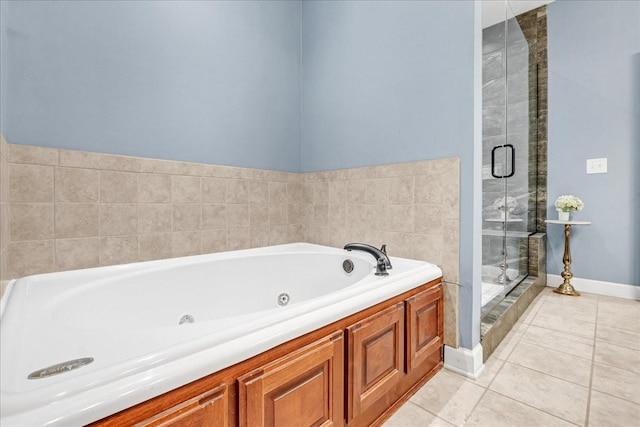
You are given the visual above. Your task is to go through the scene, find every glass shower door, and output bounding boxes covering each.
[481,2,534,317]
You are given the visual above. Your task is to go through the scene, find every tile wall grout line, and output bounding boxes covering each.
[98,170,103,268]
[52,165,58,272]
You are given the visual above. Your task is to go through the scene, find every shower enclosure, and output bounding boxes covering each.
[481,2,536,318]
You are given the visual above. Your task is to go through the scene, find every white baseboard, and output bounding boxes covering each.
[443,344,485,379]
[547,274,639,300]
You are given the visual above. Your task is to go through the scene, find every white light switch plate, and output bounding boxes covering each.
[586,158,607,174]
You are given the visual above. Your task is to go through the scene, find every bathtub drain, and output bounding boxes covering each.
[277,293,290,306]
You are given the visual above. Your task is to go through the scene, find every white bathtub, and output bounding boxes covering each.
[0,243,442,426]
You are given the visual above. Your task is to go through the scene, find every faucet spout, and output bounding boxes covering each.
[343,243,392,276]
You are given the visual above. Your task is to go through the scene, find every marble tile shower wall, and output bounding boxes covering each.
[518,7,548,233]
[1,142,460,347]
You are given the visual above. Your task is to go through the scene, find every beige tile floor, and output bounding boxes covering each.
[384,287,640,427]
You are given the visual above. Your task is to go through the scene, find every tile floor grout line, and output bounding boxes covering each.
[406,401,455,427]
[589,354,640,375]
[530,311,598,325]
[463,356,505,390]
[593,336,640,353]
[501,357,590,388]
[493,320,531,362]
[462,381,490,426]
[482,359,506,390]
[503,356,592,389]
[518,335,595,362]
[593,324,640,334]
[583,295,600,426]
[487,385,584,427]
[524,321,596,341]
[588,385,640,408]
[409,402,454,426]
[462,320,531,424]
[522,322,596,340]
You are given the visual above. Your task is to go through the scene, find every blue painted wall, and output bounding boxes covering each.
[301,0,477,347]
[547,0,640,285]
[2,0,301,172]
[301,0,474,172]
[0,0,7,133]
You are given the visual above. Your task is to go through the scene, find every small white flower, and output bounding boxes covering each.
[554,195,584,212]
[493,196,518,212]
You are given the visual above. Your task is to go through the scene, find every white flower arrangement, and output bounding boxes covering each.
[554,195,584,212]
[493,196,518,212]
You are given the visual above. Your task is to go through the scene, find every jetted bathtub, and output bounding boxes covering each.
[0,243,442,426]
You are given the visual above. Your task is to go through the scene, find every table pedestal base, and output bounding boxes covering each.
[546,220,591,298]
[554,223,581,296]
[553,282,580,296]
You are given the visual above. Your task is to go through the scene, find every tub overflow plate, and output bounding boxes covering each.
[343,259,354,274]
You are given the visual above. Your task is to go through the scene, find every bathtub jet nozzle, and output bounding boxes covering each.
[277,293,290,306]
[179,314,195,325]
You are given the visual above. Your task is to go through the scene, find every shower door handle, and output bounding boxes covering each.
[491,144,515,178]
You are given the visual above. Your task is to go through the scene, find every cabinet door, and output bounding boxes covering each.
[238,331,344,427]
[406,285,443,373]
[135,383,227,427]
[346,302,405,421]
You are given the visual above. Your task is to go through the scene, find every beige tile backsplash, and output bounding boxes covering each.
[10,163,54,203]
[0,135,10,294]
[101,171,138,203]
[0,139,460,347]
[55,167,100,202]
[9,203,54,241]
[139,173,172,203]
[300,158,461,347]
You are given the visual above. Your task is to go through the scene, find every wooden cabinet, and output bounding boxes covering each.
[92,279,443,427]
[346,303,405,421]
[135,384,227,427]
[406,285,443,373]
[238,331,344,427]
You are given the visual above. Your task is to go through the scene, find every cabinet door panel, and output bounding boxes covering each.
[347,302,404,421]
[406,285,443,372]
[270,365,328,426]
[238,331,344,427]
[136,384,227,427]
